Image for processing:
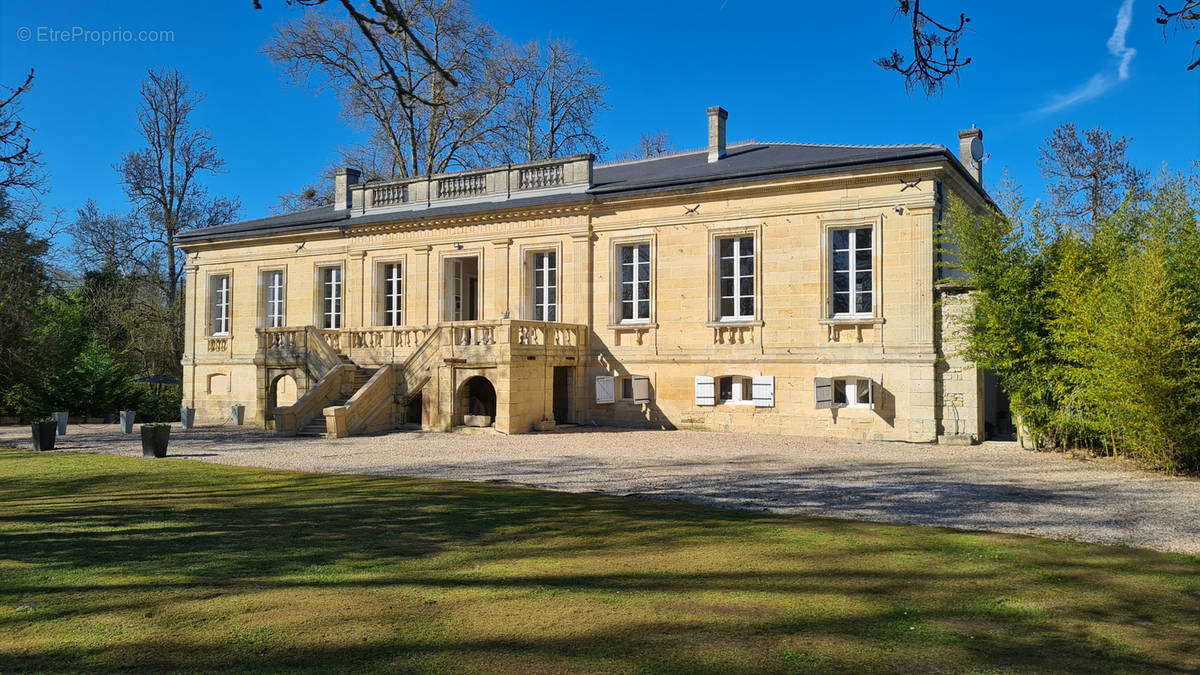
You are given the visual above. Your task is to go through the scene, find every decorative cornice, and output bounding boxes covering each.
[342,202,592,238]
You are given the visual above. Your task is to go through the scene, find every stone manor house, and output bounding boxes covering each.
[177,107,1005,442]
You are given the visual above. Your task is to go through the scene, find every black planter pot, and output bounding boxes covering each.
[141,425,170,458]
[32,421,56,451]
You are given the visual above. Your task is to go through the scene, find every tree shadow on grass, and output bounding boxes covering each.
[0,450,1197,673]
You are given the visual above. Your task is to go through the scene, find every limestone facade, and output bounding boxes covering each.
[179,122,992,442]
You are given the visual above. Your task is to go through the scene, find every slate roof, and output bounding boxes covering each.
[177,142,978,245]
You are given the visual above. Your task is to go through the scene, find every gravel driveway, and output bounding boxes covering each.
[3,424,1197,554]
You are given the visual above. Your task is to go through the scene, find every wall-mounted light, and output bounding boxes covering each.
[453,242,463,250]
[892,205,905,215]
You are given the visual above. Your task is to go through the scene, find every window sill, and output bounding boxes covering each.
[608,322,657,331]
[819,316,884,326]
[705,319,763,329]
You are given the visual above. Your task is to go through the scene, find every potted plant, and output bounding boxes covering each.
[31,418,57,451]
[140,423,171,458]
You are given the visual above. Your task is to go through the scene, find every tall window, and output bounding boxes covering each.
[382,263,403,326]
[718,236,754,320]
[265,271,285,328]
[831,227,873,316]
[619,243,650,322]
[211,275,230,336]
[322,267,342,330]
[531,251,557,321]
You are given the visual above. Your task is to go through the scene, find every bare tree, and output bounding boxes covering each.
[265,1,517,179]
[114,68,240,310]
[255,0,460,106]
[876,2,1199,97]
[71,69,239,369]
[876,1,971,96]
[1037,123,1147,229]
[270,184,330,215]
[620,131,673,160]
[497,38,607,162]
[0,69,43,198]
[1158,1,1200,70]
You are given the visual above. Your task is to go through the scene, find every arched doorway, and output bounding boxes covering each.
[269,374,299,412]
[457,375,496,427]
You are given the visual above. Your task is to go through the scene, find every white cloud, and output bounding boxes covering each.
[1108,0,1137,80]
[1035,0,1136,115]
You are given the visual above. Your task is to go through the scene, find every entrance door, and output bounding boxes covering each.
[446,257,479,321]
[553,366,571,423]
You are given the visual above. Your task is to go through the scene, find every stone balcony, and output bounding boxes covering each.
[348,154,594,213]
[257,319,588,372]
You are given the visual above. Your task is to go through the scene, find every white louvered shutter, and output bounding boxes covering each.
[595,375,615,404]
[752,375,775,407]
[813,377,832,410]
[633,376,651,403]
[694,375,715,406]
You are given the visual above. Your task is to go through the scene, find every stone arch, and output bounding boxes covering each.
[269,373,299,410]
[258,365,309,429]
[456,375,496,427]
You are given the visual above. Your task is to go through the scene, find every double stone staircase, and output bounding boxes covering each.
[296,365,375,437]
[261,320,587,438]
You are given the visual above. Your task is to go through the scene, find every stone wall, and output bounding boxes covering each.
[934,287,985,440]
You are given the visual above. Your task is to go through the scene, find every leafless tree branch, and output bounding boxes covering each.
[1158,1,1200,70]
[0,69,44,198]
[876,0,972,97]
[254,0,458,106]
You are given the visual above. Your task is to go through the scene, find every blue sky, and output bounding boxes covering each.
[1,0,1197,226]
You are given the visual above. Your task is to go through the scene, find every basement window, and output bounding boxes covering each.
[815,377,874,409]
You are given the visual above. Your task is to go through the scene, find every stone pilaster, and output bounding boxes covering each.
[352,250,368,327]
[491,238,512,319]
[907,205,937,441]
[568,231,594,327]
[413,245,432,325]
[183,263,199,408]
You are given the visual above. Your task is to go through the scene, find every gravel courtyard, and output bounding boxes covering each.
[4,423,1197,554]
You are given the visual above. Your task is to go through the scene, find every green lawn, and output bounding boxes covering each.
[0,450,1197,674]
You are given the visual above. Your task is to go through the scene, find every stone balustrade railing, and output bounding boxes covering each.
[351,154,593,212]
[713,324,757,345]
[261,320,586,373]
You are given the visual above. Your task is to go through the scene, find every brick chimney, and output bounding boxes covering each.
[957,127,984,185]
[707,106,728,163]
[333,167,362,211]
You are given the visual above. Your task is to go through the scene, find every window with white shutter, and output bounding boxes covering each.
[752,376,775,407]
[595,375,615,404]
[632,376,651,403]
[694,375,715,406]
